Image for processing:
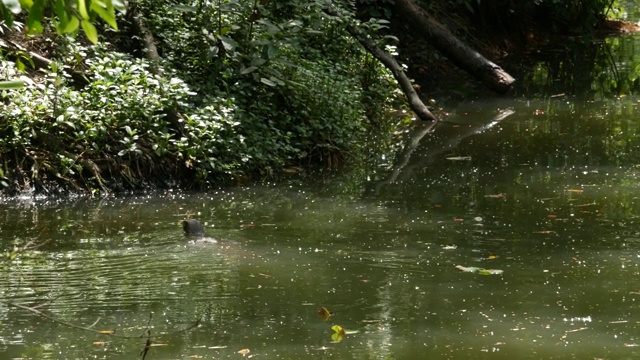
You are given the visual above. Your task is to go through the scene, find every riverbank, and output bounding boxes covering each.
[1,1,637,197]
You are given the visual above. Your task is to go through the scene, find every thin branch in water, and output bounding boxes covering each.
[140,312,153,360]
[9,302,201,340]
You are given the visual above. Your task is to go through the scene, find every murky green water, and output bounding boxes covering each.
[3,33,640,359]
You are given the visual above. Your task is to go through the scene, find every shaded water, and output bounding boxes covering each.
[3,33,640,360]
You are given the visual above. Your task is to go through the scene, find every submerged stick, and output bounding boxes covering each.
[9,302,201,340]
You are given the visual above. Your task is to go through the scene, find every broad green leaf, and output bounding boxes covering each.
[266,45,279,59]
[260,78,276,87]
[172,4,197,12]
[54,0,65,24]
[25,0,44,34]
[59,16,79,33]
[91,2,117,29]
[77,0,89,19]
[240,66,258,75]
[218,36,237,51]
[81,19,98,43]
[18,0,32,8]
[2,0,21,14]
[109,0,125,12]
[0,80,25,89]
[0,4,14,27]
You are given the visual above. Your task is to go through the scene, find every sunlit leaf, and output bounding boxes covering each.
[90,1,118,30]
[59,16,80,34]
[2,0,21,14]
[77,0,89,19]
[172,4,197,12]
[81,20,98,44]
[96,330,115,334]
[331,325,345,343]
[240,66,258,75]
[25,0,44,34]
[218,35,237,51]
[478,269,504,275]
[237,348,250,356]
[109,0,125,12]
[318,307,333,321]
[260,78,276,87]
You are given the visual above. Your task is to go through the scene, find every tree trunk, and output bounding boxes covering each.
[126,3,183,129]
[394,0,516,93]
[324,6,437,122]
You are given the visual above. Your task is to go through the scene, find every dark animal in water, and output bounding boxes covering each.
[183,219,205,236]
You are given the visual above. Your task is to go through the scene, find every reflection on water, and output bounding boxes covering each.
[2,153,640,359]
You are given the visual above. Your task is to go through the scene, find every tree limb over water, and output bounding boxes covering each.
[324,6,437,122]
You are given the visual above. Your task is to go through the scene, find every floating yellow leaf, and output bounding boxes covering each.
[318,307,334,321]
[237,348,250,356]
[97,330,115,335]
[331,325,345,343]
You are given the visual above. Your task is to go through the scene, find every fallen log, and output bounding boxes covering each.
[394,0,516,93]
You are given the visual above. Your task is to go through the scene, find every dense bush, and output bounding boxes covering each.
[0,0,400,194]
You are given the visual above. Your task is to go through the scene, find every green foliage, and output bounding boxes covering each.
[1,0,125,43]
[1,0,403,192]
[124,0,396,169]
[1,41,197,187]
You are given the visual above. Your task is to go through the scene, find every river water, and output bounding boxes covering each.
[2,30,640,360]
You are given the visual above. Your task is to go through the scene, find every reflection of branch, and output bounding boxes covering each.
[374,108,515,190]
[10,302,200,339]
[372,121,438,194]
